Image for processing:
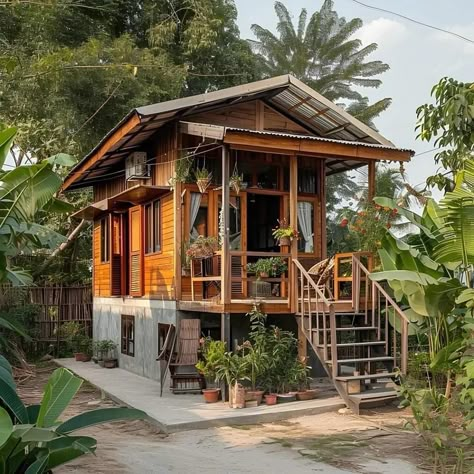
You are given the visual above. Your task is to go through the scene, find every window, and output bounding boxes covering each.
[297,201,315,253]
[121,315,135,356]
[189,192,208,239]
[158,323,171,354]
[145,200,161,254]
[100,217,109,263]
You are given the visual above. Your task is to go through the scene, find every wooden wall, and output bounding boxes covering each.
[94,175,126,202]
[152,124,176,187]
[186,100,309,134]
[92,220,111,297]
[143,193,175,298]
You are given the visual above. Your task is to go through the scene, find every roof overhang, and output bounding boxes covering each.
[63,75,410,190]
[71,185,171,220]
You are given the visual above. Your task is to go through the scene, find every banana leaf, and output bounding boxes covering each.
[47,436,97,470]
[0,378,28,423]
[57,407,147,434]
[0,407,13,447]
[25,453,49,474]
[0,355,12,374]
[0,128,17,169]
[0,366,15,390]
[36,368,83,428]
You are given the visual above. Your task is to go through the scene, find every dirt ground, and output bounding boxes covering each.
[18,362,429,473]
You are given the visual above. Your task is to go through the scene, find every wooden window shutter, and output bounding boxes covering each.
[110,214,124,296]
[129,206,143,297]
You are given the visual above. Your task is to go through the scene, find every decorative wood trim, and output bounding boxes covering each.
[63,113,141,190]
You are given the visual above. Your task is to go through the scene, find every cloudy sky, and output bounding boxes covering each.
[235,0,474,192]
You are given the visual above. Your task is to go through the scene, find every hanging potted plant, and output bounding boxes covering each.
[272,218,298,246]
[229,173,244,194]
[195,167,212,193]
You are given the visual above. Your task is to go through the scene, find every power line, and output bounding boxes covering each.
[348,0,474,45]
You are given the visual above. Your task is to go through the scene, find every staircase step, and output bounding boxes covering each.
[335,372,397,381]
[311,326,377,332]
[348,390,398,402]
[326,356,394,365]
[336,341,386,347]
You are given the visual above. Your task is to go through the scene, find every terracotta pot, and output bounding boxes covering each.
[82,354,92,362]
[258,271,269,279]
[264,394,277,406]
[104,359,117,369]
[278,236,291,246]
[245,399,258,408]
[202,388,220,403]
[296,390,315,401]
[246,390,265,405]
[74,352,86,362]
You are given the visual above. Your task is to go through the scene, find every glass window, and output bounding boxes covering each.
[121,315,135,357]
[190,192,208,240]
[145,200,161,254]
[218,195,241,250]
[257,165,278,189]
[297,201,314,253]
[100,217,109,263]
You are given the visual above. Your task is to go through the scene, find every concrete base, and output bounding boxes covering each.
[56,358,345,433]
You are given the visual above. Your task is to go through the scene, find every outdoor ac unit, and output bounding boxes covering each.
[125,152,150,180]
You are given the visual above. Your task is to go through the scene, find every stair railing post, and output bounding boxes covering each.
[401,318,408,375]
[329,305,338,379]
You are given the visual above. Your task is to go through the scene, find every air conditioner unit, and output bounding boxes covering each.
[125,152,150,180]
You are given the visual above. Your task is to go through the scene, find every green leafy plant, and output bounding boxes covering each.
[0,358,145,473]
[272,218,298,242]
[246,257,287,278]
[196,338,226,387]
[94,340,117,361]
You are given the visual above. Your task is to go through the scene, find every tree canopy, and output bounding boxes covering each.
[250,0,391,126]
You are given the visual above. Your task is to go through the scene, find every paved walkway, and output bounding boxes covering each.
[56,358,344,433]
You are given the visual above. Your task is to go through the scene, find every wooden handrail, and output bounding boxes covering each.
[352,254,410,324]
[292,259,333,307]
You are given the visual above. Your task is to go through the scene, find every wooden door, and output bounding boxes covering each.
[129,205,143,297]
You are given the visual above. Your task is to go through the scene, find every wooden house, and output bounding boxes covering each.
[64,75,414,412]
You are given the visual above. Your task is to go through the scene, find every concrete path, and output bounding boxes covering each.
[55,358,344,433]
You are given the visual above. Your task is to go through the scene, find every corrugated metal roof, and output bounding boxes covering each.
[65,75,409,189]
[223,127,414,154]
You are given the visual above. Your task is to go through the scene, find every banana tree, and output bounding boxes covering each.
[0,357,146,473]
[0,127,74,285]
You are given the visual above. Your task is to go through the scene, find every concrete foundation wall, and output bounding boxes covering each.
[93,297,181,382]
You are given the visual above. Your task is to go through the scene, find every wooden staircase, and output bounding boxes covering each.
[293,255,409,414]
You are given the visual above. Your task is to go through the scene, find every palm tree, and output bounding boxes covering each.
[250,1,391,126]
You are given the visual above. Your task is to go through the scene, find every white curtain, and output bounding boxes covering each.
[297,201,313,252]
[189,192,202,240]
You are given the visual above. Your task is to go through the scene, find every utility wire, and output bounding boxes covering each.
[348,0,474,45]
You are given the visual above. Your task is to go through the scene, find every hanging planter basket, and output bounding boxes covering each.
[196,176,212,193]
[278,236,291,247]
[229,174,244,194]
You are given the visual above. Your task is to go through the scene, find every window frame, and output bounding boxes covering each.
[121,314,135,357]
[144,199,162,255]
[100,216,110,263]
[297,198,317,255]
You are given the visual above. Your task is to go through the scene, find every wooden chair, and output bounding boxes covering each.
[307,257,335,299]
[169,319,204,394]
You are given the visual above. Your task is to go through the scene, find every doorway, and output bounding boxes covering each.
[246,194,280,252]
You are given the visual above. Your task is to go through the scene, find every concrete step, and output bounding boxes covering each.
[348,390,398,402]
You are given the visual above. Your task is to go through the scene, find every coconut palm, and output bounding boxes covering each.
[250,1,391,126]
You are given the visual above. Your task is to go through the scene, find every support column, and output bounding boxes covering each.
[221,144,231,306]
[221,311,231,401]
[319,159,327,259]
[173,125,182,300]
[289,154,298,314]
[368,161,376,202]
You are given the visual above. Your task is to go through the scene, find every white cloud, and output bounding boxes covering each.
[431,22,474,56]
[356,18,408,49]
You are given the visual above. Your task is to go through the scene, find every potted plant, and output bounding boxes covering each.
[101,340,118,368]
[61,322,90,361]
[290,358,314,401]
[215,351,249,408]
[195,167,212,193]
[272,218,298,246]
[229,172,245,194]
[186,235,219,260]
[241,341,268,405]
[246,257,287,279]
[196,338,226,403]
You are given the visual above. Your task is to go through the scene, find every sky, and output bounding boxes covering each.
[234,0,474,194]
